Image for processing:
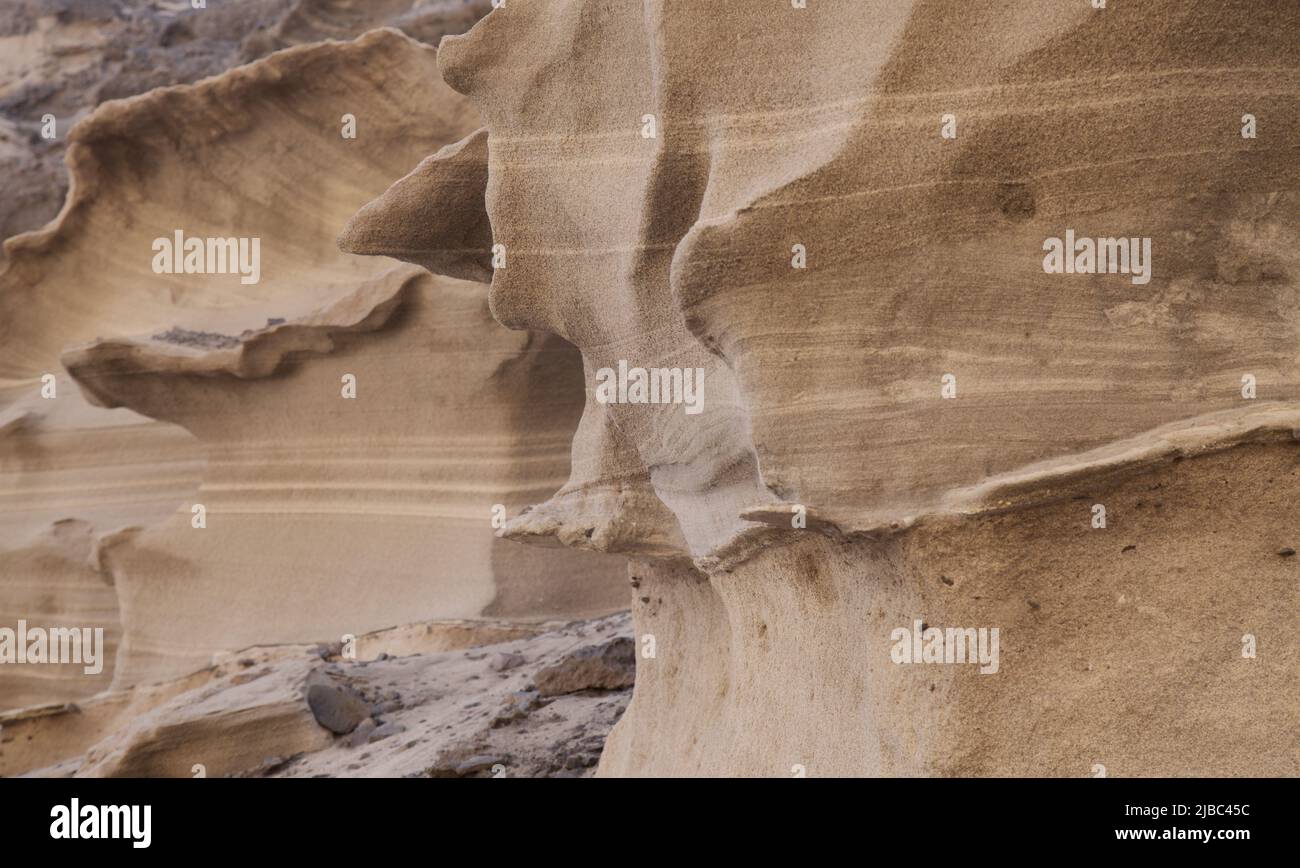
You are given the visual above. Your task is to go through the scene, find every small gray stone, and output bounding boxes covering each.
[307,682,370,734]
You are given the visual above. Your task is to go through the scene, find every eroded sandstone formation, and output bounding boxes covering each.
[369,0,1300,775]
[4,0,1297,778]
[65,272,629,686]
[1,27,626,710]
[0,0,492,243]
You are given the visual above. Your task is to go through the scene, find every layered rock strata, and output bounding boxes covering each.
[371,0,1300,775]
[1,28,627,706]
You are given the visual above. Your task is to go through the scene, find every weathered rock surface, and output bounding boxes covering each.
[4,612,633,779]
[602,432,1300,776]
[0,0,492,242]
[63,271,629,688]
[363,0,1300,775]
[534,637,636,697]
[1,27,626,705]
[77,657,333,778]
[434,0,1300,562]
[7,0,1298,779]
[0,519,121,708]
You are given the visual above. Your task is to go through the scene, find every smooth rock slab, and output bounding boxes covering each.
[535,638,636,697]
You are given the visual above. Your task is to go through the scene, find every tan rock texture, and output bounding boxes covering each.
[0,0,493,242]
[4,0,1298,778]
[603,430,1300,777]
[65,272,629,687]
[1,28,626,706]
[399,1,1300,775]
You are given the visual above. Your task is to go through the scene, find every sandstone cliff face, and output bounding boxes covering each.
[4,0,1297,778]
[434,0,1300,560]
[65,273,629,687]
[0,27,627,709]
[602,429,1300,777]
[0,0,493,242]
[395,0,1300,775]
